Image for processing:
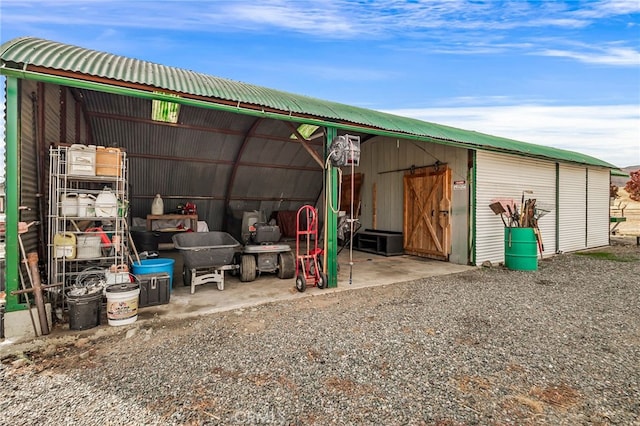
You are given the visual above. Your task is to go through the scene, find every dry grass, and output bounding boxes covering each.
[457,374,492,394]
[530,383,580,409]
[611,189,640,236]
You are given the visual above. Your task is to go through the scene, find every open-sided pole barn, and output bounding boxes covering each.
[1,37,616,319]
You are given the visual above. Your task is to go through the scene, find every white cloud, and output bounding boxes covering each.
[384,104,640,168]
[540,45,640,66]
[4,0,638,69]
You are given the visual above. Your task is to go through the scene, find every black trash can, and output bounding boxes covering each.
[67,292,102,330]
[131,230,160,252]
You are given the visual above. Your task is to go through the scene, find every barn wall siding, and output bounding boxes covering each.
[587,168,610,248]
[358,137,470,265]
[558,164,587,252]
[475,151,557,266]
[19,82,89,256]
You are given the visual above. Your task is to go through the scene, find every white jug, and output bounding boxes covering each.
[60,193,78,216]
[77,194,97,217]
[151,194,164,215]
[95,187,118,217]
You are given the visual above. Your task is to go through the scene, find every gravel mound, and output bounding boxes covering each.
[2,238,639,425]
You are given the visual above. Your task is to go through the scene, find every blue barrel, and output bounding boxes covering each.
[132,258,175,289]
[504,227,538,271]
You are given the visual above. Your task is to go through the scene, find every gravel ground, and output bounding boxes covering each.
[2,238,639,425]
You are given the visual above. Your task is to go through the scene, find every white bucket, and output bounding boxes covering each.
[105,282,140,326]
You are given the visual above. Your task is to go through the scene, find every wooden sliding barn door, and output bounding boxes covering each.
[403,165,451,260]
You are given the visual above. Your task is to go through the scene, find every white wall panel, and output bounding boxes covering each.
[475,151,556,265]
[587,168,610,248]
[558,165,587,252]
[358,137,470,264]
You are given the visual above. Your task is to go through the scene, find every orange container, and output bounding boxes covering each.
[96,146,121,176]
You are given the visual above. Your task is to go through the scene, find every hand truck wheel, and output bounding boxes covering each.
[295,274,307,292]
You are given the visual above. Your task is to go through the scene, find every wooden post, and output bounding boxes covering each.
[372,183,377,230]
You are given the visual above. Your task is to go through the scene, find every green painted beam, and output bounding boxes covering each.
[325,127,338,288]
[4,77,28,312]
[1,67,609,170]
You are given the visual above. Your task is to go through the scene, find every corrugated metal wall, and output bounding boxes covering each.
[587,168,610,248]
[475,151,557,265]
[357,137,470,264]
[18,81,89,260]
[80,90,324,233]
[558,164,587,252]
[17,80,39,256]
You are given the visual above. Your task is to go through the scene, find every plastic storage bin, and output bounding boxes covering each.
[67,144,96,176]
[138,272,171,307]
[96,146,122,176]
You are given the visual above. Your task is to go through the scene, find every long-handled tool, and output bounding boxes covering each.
[520,190,533,226]
[489,201,508,227]
[16,220,50,335]
[16,225,39,336]
[122,219,141,265]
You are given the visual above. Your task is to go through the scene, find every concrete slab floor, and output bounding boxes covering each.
[137,248,475,322]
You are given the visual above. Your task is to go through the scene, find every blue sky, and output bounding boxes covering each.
[1,0,639,168]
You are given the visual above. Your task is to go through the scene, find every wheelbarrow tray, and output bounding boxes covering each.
[172,231,241,270]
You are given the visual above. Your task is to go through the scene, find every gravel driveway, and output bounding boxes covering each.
[2,238,639,425]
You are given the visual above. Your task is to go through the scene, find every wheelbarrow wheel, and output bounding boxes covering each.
[183,266,192,287]
[295,274,306,292]
[276,251,295,279]
[317,271,327,289]
[240,254,256,282]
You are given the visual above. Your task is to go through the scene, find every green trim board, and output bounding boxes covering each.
[4,77,28,311]
[1,36,616,169]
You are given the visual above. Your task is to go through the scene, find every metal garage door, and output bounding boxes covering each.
[587,168,610,248]
[475,151,556,265]
[558,165,587,252]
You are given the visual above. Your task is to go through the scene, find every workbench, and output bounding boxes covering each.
[146,214,198,231]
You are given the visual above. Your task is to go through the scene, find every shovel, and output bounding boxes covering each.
[489,201,508,227]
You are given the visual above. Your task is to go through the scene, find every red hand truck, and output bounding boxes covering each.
[295,205,326,292]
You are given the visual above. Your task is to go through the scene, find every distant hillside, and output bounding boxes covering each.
[612,165,639,188]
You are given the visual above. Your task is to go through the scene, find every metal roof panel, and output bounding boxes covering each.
[1,36,615,168]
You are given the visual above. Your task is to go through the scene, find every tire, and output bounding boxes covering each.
[240,254,257,282]
[183,266,192,286]
[229,254,240,276]
[317,271,327,289]
[276,252,295,279]
[295,274,306,292]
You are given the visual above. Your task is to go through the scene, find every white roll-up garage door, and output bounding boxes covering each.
[587,168,610,248]
[558,165,587,252]
[475,151,556,265]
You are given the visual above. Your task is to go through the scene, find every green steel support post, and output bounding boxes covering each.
[471,150,477,265]
[325,127,338,288]
[5,77,27,311]
[556,163,560,251]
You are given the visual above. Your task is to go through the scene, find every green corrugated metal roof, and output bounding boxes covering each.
[611,169,630,177]
[1,36,615,168]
